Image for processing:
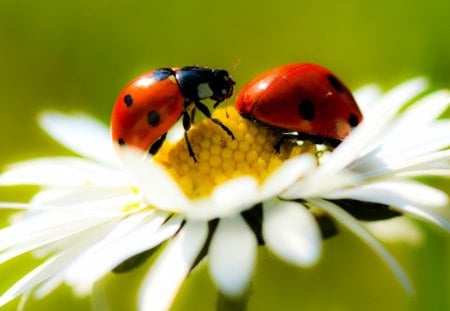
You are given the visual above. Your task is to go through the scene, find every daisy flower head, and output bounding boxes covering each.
[0,76,449,310]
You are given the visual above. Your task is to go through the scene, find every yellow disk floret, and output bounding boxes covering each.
[154,107,316,198]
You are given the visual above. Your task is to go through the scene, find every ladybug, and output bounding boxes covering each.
[111,66,235,162]
[235,63,363,150]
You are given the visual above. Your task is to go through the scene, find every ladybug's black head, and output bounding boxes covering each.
[209,69,235,103]
[176,66,235,105]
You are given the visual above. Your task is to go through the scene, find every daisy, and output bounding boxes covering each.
[0,77,449,310]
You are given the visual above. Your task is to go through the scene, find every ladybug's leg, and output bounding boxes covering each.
[190,107,197,124]
[294,132,341,148]
[274,133,299,152]
[182,111,198,163]
[194,100,235,139]
[211,118,235,139]
[149,133,167,155]
[273,136,286,153]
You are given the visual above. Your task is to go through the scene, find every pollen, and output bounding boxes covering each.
[154,107,317,198]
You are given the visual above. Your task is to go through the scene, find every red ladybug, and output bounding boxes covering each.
[235,63,362,150]
[111,66,235,162]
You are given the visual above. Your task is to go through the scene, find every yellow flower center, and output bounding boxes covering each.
[154,107,317,198]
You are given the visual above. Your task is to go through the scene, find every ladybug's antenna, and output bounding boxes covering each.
[232,58,241,72]
[222,58,240,118]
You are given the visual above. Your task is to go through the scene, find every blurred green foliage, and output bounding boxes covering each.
[0,0,449,161]
[0,0,448,310]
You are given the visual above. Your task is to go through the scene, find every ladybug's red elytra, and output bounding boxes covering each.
[235,63,363,150]
[111,66,235,162]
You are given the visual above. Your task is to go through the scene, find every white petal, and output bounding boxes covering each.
[121,148,192,212]
[263,200,321,266]
[260,155,316,198]
[370,91,449,155]
[376,121,450,164]
[393,204,450,232]
[325,180,448,208]
[353,84,382,113]
[42,221,120,296]
[139,221,208,311]
[365,217,424,246]
[182,177,260,221]
[386,90,450,135]
[0,221,115,306]
[0,158,131,187]
[31,187,137,209]
[64,211,156,270]
[398,169,450,178]
[355,149,450,179]
[165,121,184,143]
[281,170,357,199]
[93,211,154,242]
[318,78,428,176]
[66,215,182,294]
[39,111,119,166]
[0,216,110,265]
[17,292,30,311]
[0,202,29,210]
[11,193,140,217]
[212,177,260,211]
[0,256,63,307]
[394,149,450,172]
[309,199,414,294]
[364,77,428,121]
[322,182,450,231]
[0,214,67,250]
[0,213,110,251]
[34,275,64,299]
[208,216,257,297]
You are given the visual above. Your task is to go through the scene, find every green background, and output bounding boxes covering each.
[0,0,449,310]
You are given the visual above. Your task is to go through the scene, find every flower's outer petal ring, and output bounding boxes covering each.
[208,215,257,298]
[139,221,208,311]
[263,200,322,266]
[39,112,119,166]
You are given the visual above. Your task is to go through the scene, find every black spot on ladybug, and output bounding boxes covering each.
[118,138,125,146]
[147,111,160,127]
[348,113,359,127]
[124,94,133,107]
[327,74,344,93]
[299,99,315,120]
[153,68,175,81]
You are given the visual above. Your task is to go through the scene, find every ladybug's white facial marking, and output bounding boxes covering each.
[197,83,214,99]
